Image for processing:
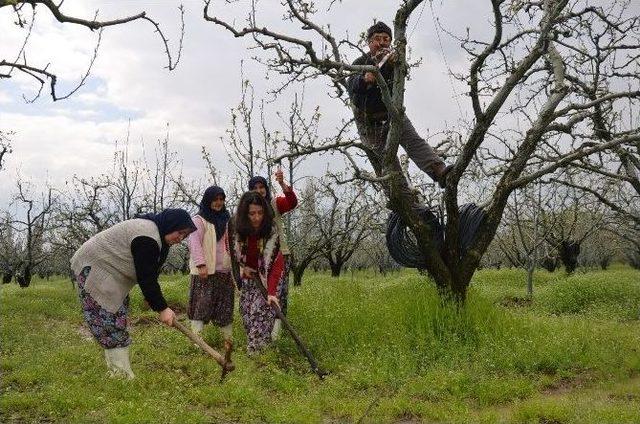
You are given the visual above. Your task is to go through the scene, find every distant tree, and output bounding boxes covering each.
[107,128,144,221]
[173,145,218,211]
[163,243,190,275]
[222,73,262,183]
[141,126,179,214]
[11,178,55,287]
[353,232,400,276]
[286,182,328,285]
[623,230,640,269]
[495,181,557,296]
[0,212,19,283]
[309,180,380,277]
[579,225,620,270]
[47,129,194,283]
[541,184,605,274]
[0,130,12,171]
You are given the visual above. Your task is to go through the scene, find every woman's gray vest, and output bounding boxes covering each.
[70,219,162,313]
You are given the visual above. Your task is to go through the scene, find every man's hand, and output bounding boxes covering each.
[197,265,208,282]
[374,47,396,67]
[385,50,397,65]
[159,307,176,327]
[374,47,392,61]
[364,72,376,85]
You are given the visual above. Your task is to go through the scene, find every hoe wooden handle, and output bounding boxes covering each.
[172,320,235,372]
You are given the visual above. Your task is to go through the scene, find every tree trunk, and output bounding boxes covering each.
[526,264,534,297]
[2,273,12,284]
[291,254,315,286]
[559,240,580,274]
[627,250,640,269]
[292,266,305,286]
[445,270,472,304]
[378,264,387,276]
[540,255,558,272]
[180,255,189,275]
[329,260,343,277]
[17,266,31,288]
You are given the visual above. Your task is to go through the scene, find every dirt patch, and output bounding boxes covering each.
[131,303,187,327]
[393,414,422,424]
[2,415,55,424]
[499,296,533,308]
[608,392,640,401]
[130,316,157,327]
[77,324,93,340]
[541,373,592,396]
[139,301,186,314]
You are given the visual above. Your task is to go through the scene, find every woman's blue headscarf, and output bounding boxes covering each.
[136,208,197,265]
[198,186,230,241]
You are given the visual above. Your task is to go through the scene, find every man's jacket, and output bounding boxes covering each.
[347,53,395,121]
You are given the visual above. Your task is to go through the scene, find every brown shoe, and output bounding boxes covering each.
[219,340,235,382]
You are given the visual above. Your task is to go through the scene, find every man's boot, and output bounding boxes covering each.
[104,346,135,379]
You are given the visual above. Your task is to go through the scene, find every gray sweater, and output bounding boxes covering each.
[71,219,162,313]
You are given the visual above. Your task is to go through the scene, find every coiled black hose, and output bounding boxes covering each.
[386,203,485,268]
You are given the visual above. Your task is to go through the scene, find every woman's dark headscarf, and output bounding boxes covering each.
[136,208,197,265]
[198,185,230,241]
[248,176,271,202]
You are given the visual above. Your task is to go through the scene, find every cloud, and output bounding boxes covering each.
[0,90,10,104]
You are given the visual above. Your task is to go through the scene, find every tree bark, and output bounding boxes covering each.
[526,264,534,297]
[559,240,580,274]
[541,255,558,272]
[329,260,343,277]
[17,265,31,288]
[292,266,305,286]
[291,255,314,286]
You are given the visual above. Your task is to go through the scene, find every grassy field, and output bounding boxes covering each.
[2,266,639,423]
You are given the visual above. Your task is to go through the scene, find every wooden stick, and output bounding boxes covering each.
[254,282,328,379]
[172,320,235,373]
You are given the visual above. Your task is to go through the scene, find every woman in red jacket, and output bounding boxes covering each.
[231,191,286,354]
[248,169,297,338]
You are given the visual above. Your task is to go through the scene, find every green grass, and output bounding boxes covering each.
[2,267,639,423]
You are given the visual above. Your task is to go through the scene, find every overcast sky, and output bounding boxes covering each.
[0,1,502,211]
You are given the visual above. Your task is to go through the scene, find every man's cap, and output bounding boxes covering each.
[367,21,392,40]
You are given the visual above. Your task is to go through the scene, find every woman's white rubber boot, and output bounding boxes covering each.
[104,346,135,379]
[271,319,282,340]
[190,320,204,335]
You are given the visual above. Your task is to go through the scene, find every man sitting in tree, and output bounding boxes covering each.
[347,21,452,188]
